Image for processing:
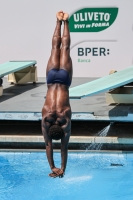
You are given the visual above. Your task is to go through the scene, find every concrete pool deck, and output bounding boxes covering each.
[0,77,133,121]
[0,135,133,144]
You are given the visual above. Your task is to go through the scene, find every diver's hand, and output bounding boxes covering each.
[52,167,64,175]
[49,167,64,178]
[49,172,58,178]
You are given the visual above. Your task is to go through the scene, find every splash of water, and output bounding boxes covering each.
[65,175,92,184]
[86,124,111,151]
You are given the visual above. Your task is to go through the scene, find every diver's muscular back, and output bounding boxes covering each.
[42,84,71,127]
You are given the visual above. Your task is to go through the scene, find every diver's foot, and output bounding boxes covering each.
[63,12,69,20]
[56,11,63,21]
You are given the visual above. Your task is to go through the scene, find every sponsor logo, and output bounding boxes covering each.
[69,8,118,32]
[77,47,110,63]
[78,47,110,56]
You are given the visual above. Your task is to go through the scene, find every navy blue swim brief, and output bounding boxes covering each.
[47,69,71,87]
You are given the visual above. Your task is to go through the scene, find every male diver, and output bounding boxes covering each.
[42,11,73,178]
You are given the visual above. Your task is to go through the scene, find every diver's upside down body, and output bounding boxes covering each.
[41,11,73,178]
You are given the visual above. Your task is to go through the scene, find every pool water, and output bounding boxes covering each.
[0,152,133,200]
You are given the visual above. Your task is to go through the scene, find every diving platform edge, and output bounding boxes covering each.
[69,66,133,99]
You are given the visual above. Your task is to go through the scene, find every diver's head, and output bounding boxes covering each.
[48,125,64,140]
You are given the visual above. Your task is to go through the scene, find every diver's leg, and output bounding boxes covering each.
[60,13,73,81]
[46,11,63,76]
